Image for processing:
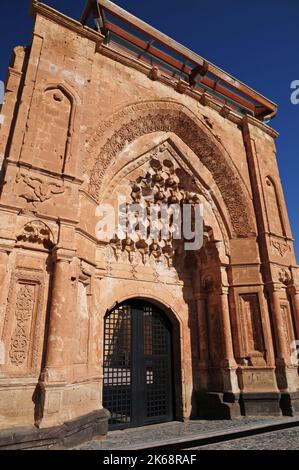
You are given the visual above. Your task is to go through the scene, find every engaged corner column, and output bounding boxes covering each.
[43,249,74,382]
[220,287,237,369]
[0,248,9,293]
[0,249,9,278]
[288,285,299,341]
[195,292,209,367]
[0,248,11,335]
[268,285,290,365]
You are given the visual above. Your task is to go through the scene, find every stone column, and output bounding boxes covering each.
[195,292,209,389]
[267,286,299,397]
[218,279,239,395]
[195,293,209,365]
[288,286,299,341]
[220,288,237,368]
[38,249,76,427]
[0,250,8,284]
[44,251,73,381]
[39,249,107,430]
[268,286,290,365]
[0,250,9,363]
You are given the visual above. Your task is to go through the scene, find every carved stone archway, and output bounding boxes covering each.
[85,100,255,238]
[92,132,239,418]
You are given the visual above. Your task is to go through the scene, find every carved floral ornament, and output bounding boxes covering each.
[9,284,35,366]
[4,271,45,373]
[85,101,255,238]
[16,172,69,209]
[271,239,290,257]
[17,220,56,249]
[278,268,292,287]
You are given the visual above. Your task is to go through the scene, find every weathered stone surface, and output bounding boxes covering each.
[0,409,109,450]
[0,1,298,449]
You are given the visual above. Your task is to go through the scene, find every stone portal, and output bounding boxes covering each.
[0,0,298,449]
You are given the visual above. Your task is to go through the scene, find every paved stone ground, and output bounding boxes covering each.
[197,428,299,450]
[78,417,296,450]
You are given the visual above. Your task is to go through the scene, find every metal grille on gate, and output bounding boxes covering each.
[103,301,173,429]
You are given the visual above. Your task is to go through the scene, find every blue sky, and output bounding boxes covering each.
[1,0,298,258]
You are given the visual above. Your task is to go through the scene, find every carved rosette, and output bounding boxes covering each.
[9,285,35,366]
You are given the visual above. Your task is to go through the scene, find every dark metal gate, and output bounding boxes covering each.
[103,301,174,429]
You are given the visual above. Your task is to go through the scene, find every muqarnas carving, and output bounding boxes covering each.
[109,158,202,267]
[86,101,254,237]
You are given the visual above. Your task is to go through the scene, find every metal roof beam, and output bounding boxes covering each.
[95,0,276,119]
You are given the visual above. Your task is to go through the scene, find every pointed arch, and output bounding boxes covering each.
[85,100,255,238]
[99,133,232,256]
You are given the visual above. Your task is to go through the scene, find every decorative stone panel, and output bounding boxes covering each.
[281,303,295,356]
[31,87,72,173]
[1,270,46,376]
[238,293,266,366]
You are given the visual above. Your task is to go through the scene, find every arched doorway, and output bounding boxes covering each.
[103,300,174,429]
